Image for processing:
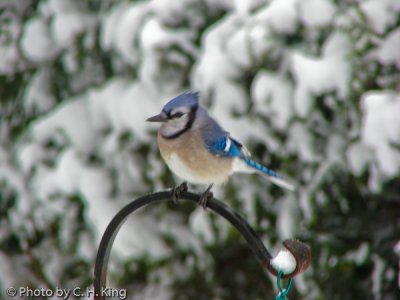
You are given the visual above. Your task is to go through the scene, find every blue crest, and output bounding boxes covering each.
[162,91,199,113]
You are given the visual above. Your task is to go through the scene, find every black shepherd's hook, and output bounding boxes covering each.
[94,185,311,300]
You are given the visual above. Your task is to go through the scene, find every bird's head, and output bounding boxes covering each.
[147,91,199,138]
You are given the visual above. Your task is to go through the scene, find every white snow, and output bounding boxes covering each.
[189,209,215,244]
[151,0,202,28]
[288,122,318,162]
[0,42,19,75]
[346,143,372,176]
[20,17,60,63]
[51,13,96,48]
[101,3,130,50]
[30,77,160,154]
[139,17,175,90]
[192,14,241,94]
[226,27,252,69]
[18,143,45,174]
[87,78,131,131]
[233,0,253,16]
[291,32,351,117]
[104,210,171,260]
[54,149,89,194]
[31,165,58,200]
[345,243,370,265]
[298,187,314,221]
[395,241,400,288]
[233,177,257,225]
[44,0,79,15]
[202,0,232,12]
[371,255,386,299]
[251,71,294,130]
[193,14,274,144]
[247,24,276,62]
[0,12,20,74]
[360,0,400,34]
[0,148,34,217]
[277,196,299,239]
[361,92,400,180]
[101,2,150,66]
[270,249,297,274]
[0,253,38,289]
[256,0,298,34]
[376,28,400,68]
[139,16,197,93]
[298,0,336,27]
[189,14,275,145]
[24,69,56,113]
[87,78,160,140]
[32,97,98,153]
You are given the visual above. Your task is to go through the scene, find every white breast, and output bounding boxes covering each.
[166,153,227,184]
[165,153,213,184]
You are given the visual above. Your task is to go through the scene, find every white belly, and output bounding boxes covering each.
[165,153,215,184]
[157,131,233,185]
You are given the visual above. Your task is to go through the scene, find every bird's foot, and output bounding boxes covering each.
[199,184,213,210]
[171,182,188,203]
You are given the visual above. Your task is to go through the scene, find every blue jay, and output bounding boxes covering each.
[147,91,295,206]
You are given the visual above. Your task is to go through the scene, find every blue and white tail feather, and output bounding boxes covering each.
[233,157,295,191]
[205,133,295,191]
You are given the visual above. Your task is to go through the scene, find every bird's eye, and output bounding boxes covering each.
[173,112,184,118]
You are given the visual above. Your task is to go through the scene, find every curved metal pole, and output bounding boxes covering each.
[94,189,311,300]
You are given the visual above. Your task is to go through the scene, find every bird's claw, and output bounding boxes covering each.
[199,184,213,210]
[171,182,188,203]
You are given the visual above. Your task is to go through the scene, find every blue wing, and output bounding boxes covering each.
[201,117,249,158]
[207,135,243,157]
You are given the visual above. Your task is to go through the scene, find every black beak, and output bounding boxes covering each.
[146,112,168,122]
